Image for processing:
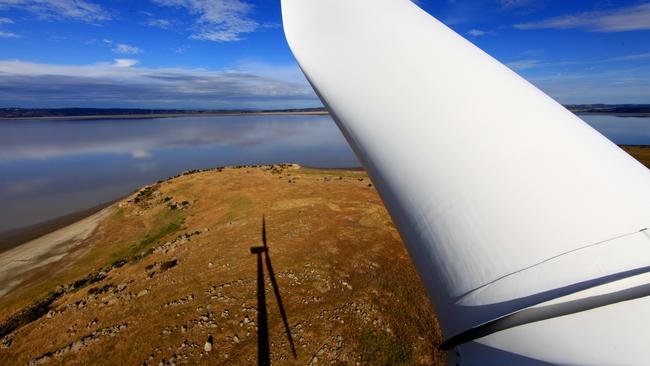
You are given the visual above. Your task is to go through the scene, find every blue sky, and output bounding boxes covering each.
[0,0,648,109]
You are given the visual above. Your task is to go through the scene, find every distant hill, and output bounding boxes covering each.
[0,107,328,119]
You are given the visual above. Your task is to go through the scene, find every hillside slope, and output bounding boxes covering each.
[0,165,443,365]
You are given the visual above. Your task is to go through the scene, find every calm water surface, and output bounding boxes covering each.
[0,115,357,233]
[0,113,648,233]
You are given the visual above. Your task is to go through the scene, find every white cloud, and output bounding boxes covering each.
[0,59,318,108]
[506,59,546,70]
[467,29,487,37]
[0,30,19,38]
[153,0,258,42]
[0,0,110,22]
[529,68,650,104]
[515,3,650,32]
[499,0,536,9]
[0,16,18,37]
[604,53,650,62]
[506,52,650,71]
[113,59,139,68]
[144,18,172,29]
[103,39,142,55]
[114,43,142,54]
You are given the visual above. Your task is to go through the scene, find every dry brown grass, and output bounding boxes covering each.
[0,165,444,365]
[3,147,646,365]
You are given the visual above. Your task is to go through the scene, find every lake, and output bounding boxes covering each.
[0,113,648,234]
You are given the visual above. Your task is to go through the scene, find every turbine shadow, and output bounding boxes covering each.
[250,216,297,365]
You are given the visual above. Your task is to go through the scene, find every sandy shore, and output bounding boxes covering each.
[0,207,114,298]
[0,201,116,255]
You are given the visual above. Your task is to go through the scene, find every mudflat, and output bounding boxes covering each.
[0,207,113,298]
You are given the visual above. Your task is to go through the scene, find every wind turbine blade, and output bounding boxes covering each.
[281,0,650,364]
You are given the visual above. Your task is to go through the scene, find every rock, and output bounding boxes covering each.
[71,340,83,352]
[204,335,213,352]
[137,289,149,297]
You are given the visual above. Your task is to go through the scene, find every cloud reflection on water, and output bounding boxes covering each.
[0,115,328,161]
[0,115,359,232]
[0,114,647,233]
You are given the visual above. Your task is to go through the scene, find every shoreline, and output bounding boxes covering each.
[0,145,650,254]
[2,110,649,122]
[0,111,329,122]
[0,165,365,254]
[0,206,115,298]
[575,112,650,118]
[2,145,647,258]
[0,200,119,255]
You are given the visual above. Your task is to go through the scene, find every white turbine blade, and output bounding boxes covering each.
[281,0,650,364]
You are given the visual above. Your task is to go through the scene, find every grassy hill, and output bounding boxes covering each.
[0,165,443,365]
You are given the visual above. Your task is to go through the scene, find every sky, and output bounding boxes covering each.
[0,0,648,109]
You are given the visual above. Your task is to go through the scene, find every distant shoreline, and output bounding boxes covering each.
[0,110,329,122]
[575,112,650,118]
[2,111,650,122]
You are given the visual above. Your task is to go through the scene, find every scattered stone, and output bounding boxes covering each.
[204,336,213,352]
[1,335,13,349]
[160,259,178,272]
[29,324,128,365]
[137,289,150,297]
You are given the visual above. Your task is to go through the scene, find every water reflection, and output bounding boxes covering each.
[0,116,344,161]
[0,113,647,234]
[579,115,650,146]
[0,115,358,233]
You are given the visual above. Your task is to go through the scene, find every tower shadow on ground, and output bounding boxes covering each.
[250,216,297,365]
